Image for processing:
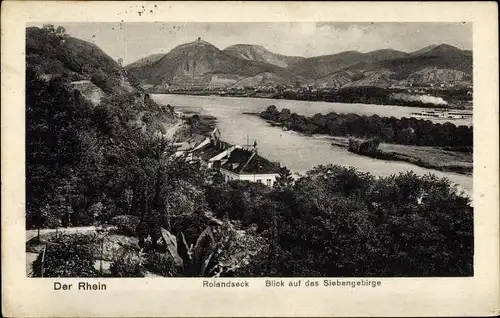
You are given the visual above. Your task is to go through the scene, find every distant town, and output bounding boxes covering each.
[146,83,472,110]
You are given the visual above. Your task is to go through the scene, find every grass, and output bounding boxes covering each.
[331,136,473,175]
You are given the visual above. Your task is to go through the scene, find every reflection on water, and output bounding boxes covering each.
[153,94,473,197]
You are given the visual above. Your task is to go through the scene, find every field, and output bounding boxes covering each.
[330,136,473,175]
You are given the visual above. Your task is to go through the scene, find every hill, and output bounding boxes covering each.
[230,72,292,88]
[409,44,437,56]
[26,26,130,95]
[126,38,303,90]
[127,40,472,90]
[26,25,183,233]
[378,44,472,80]
[124,53,166,70]
[311,44,472,88]
[223,44,305,68]
[364,49,409,62]
[288,49,408,80]
[287,51,366,79]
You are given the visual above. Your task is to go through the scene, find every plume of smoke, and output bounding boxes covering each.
[390,93,448,106]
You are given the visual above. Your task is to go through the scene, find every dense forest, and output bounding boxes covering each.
[260,105,473,150]
[26,25,473,278]
[208,166,473,277]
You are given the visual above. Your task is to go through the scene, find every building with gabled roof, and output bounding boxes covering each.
[190,128,281,187]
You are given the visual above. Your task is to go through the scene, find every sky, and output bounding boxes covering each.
[30,22,472,65]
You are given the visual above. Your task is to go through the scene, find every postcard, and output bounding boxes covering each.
[1,1,499,317]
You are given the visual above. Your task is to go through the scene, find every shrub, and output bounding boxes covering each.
[31,233,98,277]
[98,234,140,261]
[109,249,146,277]
[110,215,140,236]
[145,251,179,277]
[91,70,114,93]
[348,137,381,154]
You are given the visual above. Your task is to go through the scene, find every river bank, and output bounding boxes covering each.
[329,136,472,175]
[147,89,472,110]
[152,94,473,198]
[258,115,472,175]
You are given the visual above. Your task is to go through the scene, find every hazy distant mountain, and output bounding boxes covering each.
[125,53,166,70]
[287,49,410,80]
[230,72,292,88]
[364,49,409,62]
[409,44,438,56]
[127,40,472,90]
[378,44,472,79]
[126,38,303,89]
[223,44,305,68]
[287,51,366,79]
[311,44,472,88]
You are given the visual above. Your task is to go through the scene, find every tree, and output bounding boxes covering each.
[211,169,225,185]
[42,24,56,34]
[274,166,294,188]
[55,26,67,37]
[279,108,292,122]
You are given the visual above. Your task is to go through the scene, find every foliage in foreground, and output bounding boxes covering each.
[31,233,98,277]
[110,215,140,236]
[158,221,267,277]
[208,166,473,277]
[109,249,146,277]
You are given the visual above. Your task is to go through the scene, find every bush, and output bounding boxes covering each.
[91,70,114,93]
[98,234,140,261]
[110,215,140,236]
[348,137,381,154]
[109,249,146,277]
[31,233,98,277]
[145,251,179,277]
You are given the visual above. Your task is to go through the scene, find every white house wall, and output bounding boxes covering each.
[220,169,279,187]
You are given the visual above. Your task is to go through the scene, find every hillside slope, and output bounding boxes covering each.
[289,49,409,80]
[126,40,472,90]
[223,44,305,68]
[26,26,174,130]
[126,39,303,89]
[288,51,366,79]
[378,44,472,80]
[312,44,472,88]
[124,53,166,70]
[26,25,182,231]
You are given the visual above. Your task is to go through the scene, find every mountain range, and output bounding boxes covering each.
[126,38,472,91]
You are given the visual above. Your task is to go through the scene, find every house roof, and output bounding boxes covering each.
[190,137,280,175]
[192,139,230,161]
[221,148,280,175]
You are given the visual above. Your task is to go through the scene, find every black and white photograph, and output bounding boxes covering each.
[2,1,499,317]
[24,20,476,279]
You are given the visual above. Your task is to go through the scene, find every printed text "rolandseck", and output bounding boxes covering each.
[202,280,250,288]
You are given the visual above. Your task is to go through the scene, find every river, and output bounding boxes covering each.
[152,94,473,198]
